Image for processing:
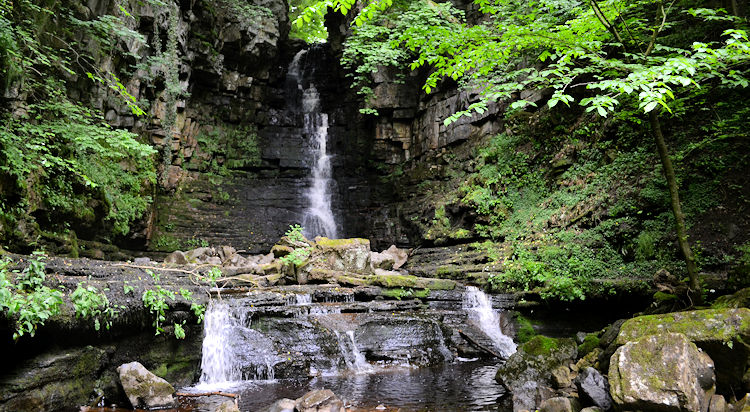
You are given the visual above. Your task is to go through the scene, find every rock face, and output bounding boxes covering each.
[117,361,176,409]
[608,333,715,412]
[615,308,750,392]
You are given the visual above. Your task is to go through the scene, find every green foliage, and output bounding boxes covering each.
[142,285,174,336]
[197,267,223,287]
[289,0,328,42]
[71,282,117,331]
[285,224,307,243]
[340,0,464,107]
[0,81,156,238]
[123,280,134,295]
[0,255,63,340]
[173,321,186,339]
[280,247,311,267]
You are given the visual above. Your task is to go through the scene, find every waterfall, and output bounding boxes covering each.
[198,301,279,385]
[463,286,517,358]
[334,330,373,373]
[288,49,338,239]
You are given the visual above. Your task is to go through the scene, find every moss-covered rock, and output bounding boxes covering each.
[495,336,577,411]
[609,333,715,412]
[117,361,175,409]
[614,308,750,393]
[712,287,750,309]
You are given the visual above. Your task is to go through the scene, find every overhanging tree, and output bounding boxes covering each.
[295,0,750,303]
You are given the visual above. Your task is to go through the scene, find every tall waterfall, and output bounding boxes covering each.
[288,49,338,239]
[463,286,517,358]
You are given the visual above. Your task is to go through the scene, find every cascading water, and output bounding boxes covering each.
[463,286,517,358]
[334,330,373,373]
[288,49,338,239]
[198,301,279,386]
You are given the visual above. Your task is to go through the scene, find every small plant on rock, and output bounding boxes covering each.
[71,282,117,331]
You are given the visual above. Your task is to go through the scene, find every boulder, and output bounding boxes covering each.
[117,361,175,409]
[708,394,728,412]
[371,251,396,270]
[615,308,750,392]
[313,237,372,273]
[575,367,612,411]
[261,398,296,412]
[295,389,343,412]
[186,247,212,262]
[538,397,581,412]
[383,245,408,269]
[164,250,188,265]
[580,408,602,412]
[608,333,715,412]
[215,400,240,412]
[495,336,578,411]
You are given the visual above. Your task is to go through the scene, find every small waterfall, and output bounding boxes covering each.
[199,301,241,383]
[288,49,338,239]
[199,301,279,385]
[335,330,373,373]
[463,286,517,358]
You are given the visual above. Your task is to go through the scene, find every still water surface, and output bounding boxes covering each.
[83,359,508,412]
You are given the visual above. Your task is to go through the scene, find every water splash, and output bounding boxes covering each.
[288,49,338,239]
[199,301,279,385]
[463,286,517,358]
[335,330,373,373]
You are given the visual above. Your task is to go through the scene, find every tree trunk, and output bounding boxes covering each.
[649,111,702,305]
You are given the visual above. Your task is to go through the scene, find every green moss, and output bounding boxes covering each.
[515,314,537,344]
[371,273,417,288]
[616,308,750,345]
[381,287,430,300]
[420,278,456,290]
[577,333,600,357]
[522,335,560,357]
[315,237,369,248]
[653,291,677,302]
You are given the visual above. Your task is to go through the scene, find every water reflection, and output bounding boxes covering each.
[231,359,508,411]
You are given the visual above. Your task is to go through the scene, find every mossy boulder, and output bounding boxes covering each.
[495,336,577,411]
[609,333,715,412]
[313,237,372,273]
[712,288,750,309]
[117,361,175,409]
[615,308,750,393]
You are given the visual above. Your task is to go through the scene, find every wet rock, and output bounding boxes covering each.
[117,361,175,409]
[614,308,750,392]
[575,367,612,411]
[134,257,151,264]
[215,399,240,412]
[164,250,188,264]
[295,389,343,412]
[495,336,577,411]
[609,333,715,412]
[538,396,581,412]
[261,398,296,412]
[0,346,107,412]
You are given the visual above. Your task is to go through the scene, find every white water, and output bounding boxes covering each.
[289,49,338,239]
[463,286,517,358]
[199,301,278,386]
[335,330,373,373]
